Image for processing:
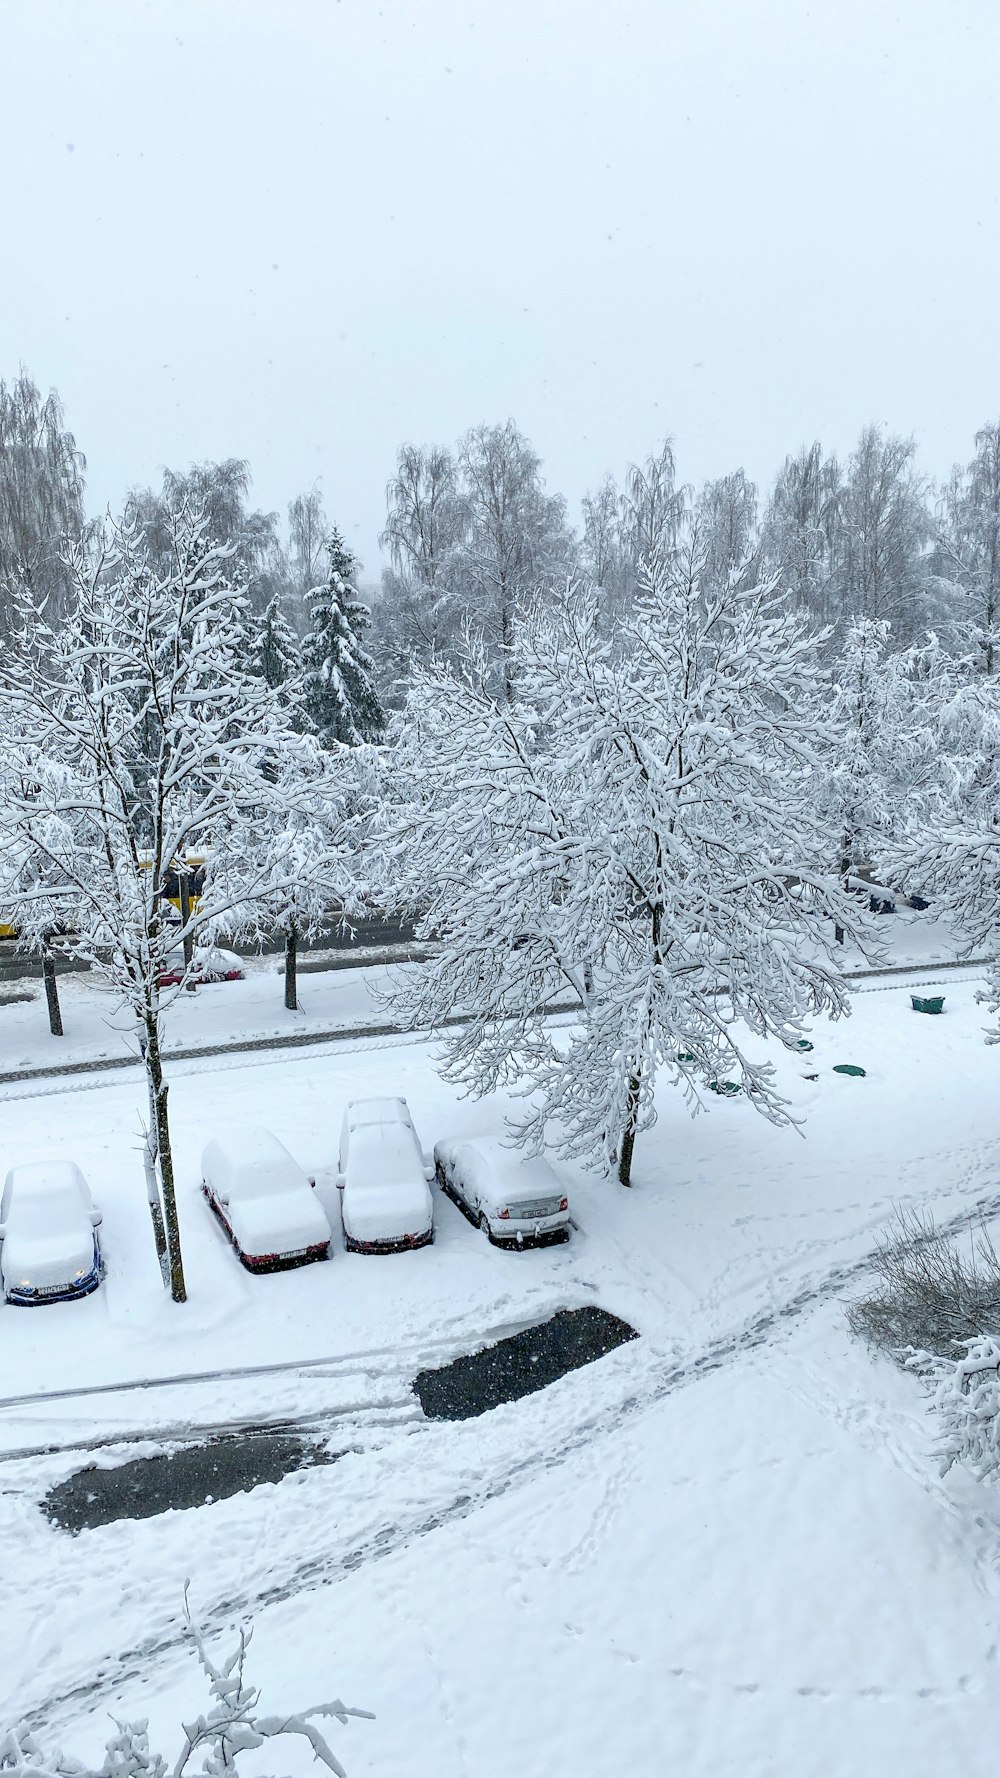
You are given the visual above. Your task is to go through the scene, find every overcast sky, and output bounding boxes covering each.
[2,0,998,573]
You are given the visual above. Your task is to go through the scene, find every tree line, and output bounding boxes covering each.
[0,368,998,1304]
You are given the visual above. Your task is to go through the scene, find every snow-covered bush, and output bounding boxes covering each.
[848,1208,1000,1361]
[0,1596,372,1778]
[924,1335,1000,1481]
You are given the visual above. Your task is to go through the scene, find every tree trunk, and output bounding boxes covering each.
[143,1014,186,1302]
[501,589,516,707]
[617,1070,641,1188]
[140,1027,169,1285]
[42,945,63,1037]
[284,921,298,1012]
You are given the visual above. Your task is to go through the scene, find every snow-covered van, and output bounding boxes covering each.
[336,1098,434,1254]
[0,1160,103,1304]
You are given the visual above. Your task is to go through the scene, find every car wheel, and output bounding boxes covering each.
[479,1211,493,1243]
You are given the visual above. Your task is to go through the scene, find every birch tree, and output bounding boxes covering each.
[0,371,86,634]
[0,507,335,1301]
[455,420,572,701]
[937,421,1000,675]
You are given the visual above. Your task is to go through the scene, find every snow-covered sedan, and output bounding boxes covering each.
[159,945,244,988]
[201,1127,332,1272]
[434,1139,570,1248]
[336,1098,434,1254]
[0,1160,103,1305]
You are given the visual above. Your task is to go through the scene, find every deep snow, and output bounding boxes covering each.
[0,927,999,1776]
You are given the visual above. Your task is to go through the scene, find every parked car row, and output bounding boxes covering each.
[0,1097,573,1302]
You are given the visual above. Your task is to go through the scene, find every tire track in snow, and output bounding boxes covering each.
[20,1185,1000,1737]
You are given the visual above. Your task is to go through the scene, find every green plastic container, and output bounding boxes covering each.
[833,1064,866,1078]
[708,1079,741,1096]
[796,1038,814,1052]
[911,995,945,1015]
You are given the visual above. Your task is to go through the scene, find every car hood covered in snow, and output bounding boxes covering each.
[2,1228,95,1291]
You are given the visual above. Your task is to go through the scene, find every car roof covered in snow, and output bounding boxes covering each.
[201,1127,307,1201]
[1,1160,94,1235]
[344,1097,413,1132]
[345,1119,424,1188]
[4,1159,90,1196]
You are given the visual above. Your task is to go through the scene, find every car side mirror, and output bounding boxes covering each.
[90,1209,103,1228]
[334,1173,346,1191]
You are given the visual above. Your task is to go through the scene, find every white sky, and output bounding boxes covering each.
[2,0,998,572]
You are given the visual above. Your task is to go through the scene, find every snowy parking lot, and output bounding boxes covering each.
[0,961,999,1776]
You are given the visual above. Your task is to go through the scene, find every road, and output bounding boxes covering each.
[0,916,420,984]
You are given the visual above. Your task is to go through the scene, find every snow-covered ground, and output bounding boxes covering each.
[0,905,979,1078]
[1,923,999,1775]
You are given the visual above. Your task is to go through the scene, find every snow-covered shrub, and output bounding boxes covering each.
[0,1594,372,1778]
[847,1208,1000,1362]
[923,1336,1000,1481]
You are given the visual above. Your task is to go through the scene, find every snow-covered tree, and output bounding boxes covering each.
[454,420,574,702]
[936,421,1000,675]
[288,485,329,603]
[619,437,687,586]
[374,443,467,699]
[886,670,1000,1028]
[302,531,385,746]
[0,371,86,634]
[834,426,932,642]
[580,474,629,624]
[817,619,957,926]
[695,469,759,595]
[210,748,367,1013]
[0,506,337,1301]
[762,442,842,628]
[249,591,300,693]
[379,541,869,1186]
[128,458,285,617]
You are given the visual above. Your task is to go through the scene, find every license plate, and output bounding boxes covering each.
[511,1200,559,1221]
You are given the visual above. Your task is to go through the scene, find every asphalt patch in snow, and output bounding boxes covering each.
[413,1306,638,1421]
[41,1431,337,1532]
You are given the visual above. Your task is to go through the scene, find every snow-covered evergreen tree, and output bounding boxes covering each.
[301,531,385,745]
[378,539,870,1186]
[249,591,301,693]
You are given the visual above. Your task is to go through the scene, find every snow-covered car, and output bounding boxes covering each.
[336,1098,434,1254]
[434,1139,570,1248]
[201,1127,332,1272]
[159,945,244,988]
[0,1160,103,1305]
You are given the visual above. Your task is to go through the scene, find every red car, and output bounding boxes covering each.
[158,945,244,988]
